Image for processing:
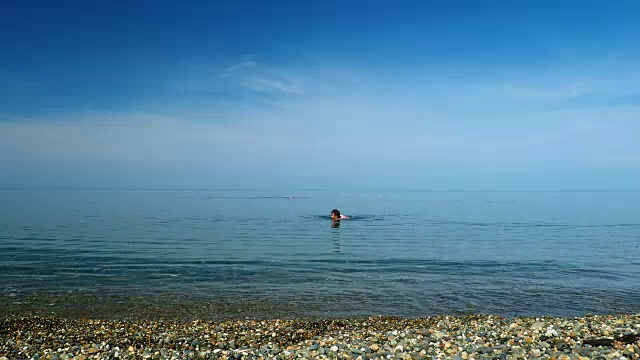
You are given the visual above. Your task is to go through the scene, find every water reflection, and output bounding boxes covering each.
[330,222,342,252]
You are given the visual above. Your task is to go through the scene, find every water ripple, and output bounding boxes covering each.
[1,189,639,318]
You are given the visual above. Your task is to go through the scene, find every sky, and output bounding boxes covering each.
[1,0,639,190]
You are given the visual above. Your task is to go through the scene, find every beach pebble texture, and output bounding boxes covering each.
[1,314,640,359]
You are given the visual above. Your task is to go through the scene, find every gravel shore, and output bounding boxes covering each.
[2,314,640,359]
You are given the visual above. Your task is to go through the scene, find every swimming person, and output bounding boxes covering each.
[331,209,350,221]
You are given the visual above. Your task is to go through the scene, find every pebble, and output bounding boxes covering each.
[1,314,639,359]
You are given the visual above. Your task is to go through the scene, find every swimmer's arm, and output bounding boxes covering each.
[340,215,350,219]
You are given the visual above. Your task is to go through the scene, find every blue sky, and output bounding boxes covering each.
[1,0,639,190]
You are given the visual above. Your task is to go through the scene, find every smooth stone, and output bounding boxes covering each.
[532,349,542,357]
[531,322,546,330]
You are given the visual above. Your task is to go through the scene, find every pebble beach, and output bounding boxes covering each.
[2,314,640,359]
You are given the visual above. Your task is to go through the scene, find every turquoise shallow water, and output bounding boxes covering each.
[1,189,639,319]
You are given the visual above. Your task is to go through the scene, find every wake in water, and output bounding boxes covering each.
[304,215,385,221]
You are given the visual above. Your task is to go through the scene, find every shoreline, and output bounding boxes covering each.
[4,293,639,323]
[2,314,639,359]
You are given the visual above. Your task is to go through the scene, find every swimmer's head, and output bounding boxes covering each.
[331,209,341,220]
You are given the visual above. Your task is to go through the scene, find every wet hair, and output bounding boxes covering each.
[331,209,341,218]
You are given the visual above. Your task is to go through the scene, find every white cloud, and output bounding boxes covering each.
[239,75,300,94]
[219,60,257,79]
[219,61,301,95]
[0,112,310,167]
[4,58,640,179]
[1,102,639,186]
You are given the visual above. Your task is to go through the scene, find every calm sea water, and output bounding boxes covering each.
[1,189,639,320]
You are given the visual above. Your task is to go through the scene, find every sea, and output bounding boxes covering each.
[1,189,639,320]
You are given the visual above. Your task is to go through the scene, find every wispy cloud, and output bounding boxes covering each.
[4,57,639,184]
[160,59,304,112]
[1,100,639,189]
[219,60,257,79]
[0,112,311,167]
[220,61,301,95]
